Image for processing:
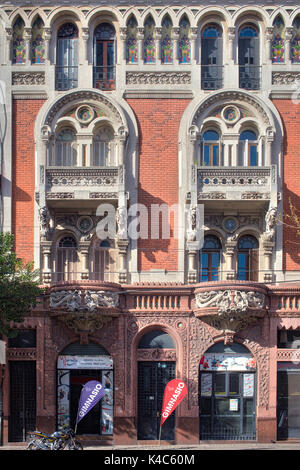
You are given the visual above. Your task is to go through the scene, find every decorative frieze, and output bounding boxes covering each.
[46,168,118,189]
[272,72,300,85]
[126,71,191,85]
[12,71,45,85]
[50,289,119,311]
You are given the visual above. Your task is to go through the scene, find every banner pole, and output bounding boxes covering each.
[158,424,162,446]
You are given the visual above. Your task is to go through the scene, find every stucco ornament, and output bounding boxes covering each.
[263,206,277,241]
[194,289,266,344]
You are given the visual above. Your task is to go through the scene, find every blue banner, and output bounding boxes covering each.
[76,380,105,425]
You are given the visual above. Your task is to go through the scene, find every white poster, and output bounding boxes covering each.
[57,355,113,370]
[243,374,254,397]
[229,399,239,411]
[57,370,70,429]
[101,370,113,435]
[200,353,256,371]
[201,373,212,396]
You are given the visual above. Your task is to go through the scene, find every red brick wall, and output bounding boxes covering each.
[272,99,300,271]
[126,98,190,272]
[12,99,45,264]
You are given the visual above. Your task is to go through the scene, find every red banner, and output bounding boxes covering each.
[160,379,187,426]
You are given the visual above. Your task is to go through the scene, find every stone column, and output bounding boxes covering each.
[190,27,198,63]
[262,240,275,282]
[137,28,144,64]
[285,27,293,64]
[25,28,32,65]
[266,27,274,62]
[228,27,236,61]
[5,28,12,65]
[44,27,51,63]
[117,239,129,283]
[155,27,162,64]
[82,27,89,64]
[41,241,52,284]
[225,242,236,280]
[172,27,180,65]
[79,241,90,280]
[187,242,198,283]
[120,27,127,62]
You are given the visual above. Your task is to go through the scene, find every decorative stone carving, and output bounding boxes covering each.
[198,192,226,200]
[116,206,128,240]
[50,289,119,311]
[126,71,191,85]
[90,192,118,199]
[46,192,74,199]
[242,192,270,199]
[194,289,266,344]
[12,71,45,85]
[46,168,118,189]
[263,206,277,241]
[39,206,50,237]
[272,72,300,85]
[186,206,197,242]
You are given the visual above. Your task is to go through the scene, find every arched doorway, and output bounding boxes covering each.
[57,342,113,435]
[199,342,256,440]
[137,330,176,440]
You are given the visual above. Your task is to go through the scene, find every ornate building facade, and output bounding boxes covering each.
[1,0,300,444]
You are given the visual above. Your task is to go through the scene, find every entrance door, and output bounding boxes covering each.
[199,371,256,440]
[9,361,36,442]
[69,370,102,434]
[138,361,176,440]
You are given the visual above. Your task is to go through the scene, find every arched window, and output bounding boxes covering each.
[54,128,77,166]
[93,126,115,166]
[161,16,173,64]
[272,16,285,63]
[144,16,155,63]
[93,23,116,90]
[12,16,26,64]
[201,24,223,90]
[179,15,191,63]
[238,24,260,89]
[56,236,78,282]
[138,330,175,349]
[126,16,138,63]
[31,16,45,64]
[237,235,259,281]
[200,235,222,282]
[56,23,78,90]
[291,16,300,63]
[93,240,113,281]
[239,130,258,166]
[202,130,220,166]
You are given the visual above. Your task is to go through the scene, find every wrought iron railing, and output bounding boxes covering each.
[55,66,78,91]
[93,66,116,90]
[239,65,261,90]
[201,65,223,90]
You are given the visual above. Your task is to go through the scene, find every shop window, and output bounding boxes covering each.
[201,24,223,90]
[239,130,258,166]
[272,15,285,63]
[56,23,78,91]
[31,16,45,64]
[239,24,260,90]
[200,235,222,282]
[201,130,220,166]
[126,15,138,63]
[277,330,300,349]
[161,15,173,64]
[12,16,26,64]
[237,235,259,281]
[178,15,191,63]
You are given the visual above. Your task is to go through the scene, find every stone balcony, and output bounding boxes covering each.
[45,166,120,203]
[197,165,277,206]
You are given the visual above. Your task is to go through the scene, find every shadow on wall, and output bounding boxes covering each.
[282,184,300,269]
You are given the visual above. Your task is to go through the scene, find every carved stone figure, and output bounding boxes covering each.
[50,290,82,311]
[97,291,119,308]
[263,206,277,241]
[186,206,197,241]
[117,206,127,240]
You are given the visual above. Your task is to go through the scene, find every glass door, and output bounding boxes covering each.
[199,371,256,440]
[93,23,116,90]
[138,362,176,440]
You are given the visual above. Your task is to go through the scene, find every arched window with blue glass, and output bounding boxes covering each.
[56,23,78,91]
[238,24,260,90]
[201,24,223,90]
[200,235,222,282]
[239,130,258,166]
[201,130,220,166]
[237,235,259,281]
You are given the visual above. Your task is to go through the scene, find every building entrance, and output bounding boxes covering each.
[199,342,256,440]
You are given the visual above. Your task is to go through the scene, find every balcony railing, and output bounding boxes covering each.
[239,65,261,90]
[197,166,274,200]
[93,66,116,91]
[201,65,223,90]
[55,66,78,91]
[45,167,119,199]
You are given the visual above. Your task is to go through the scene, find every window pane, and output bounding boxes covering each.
[215,374,226,395]
[213,145,219,166]
[249,144,257,166]
[237,253,247,280]
[229,374,239,395]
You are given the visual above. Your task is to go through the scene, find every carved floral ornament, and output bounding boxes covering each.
[194,289,267,344]
[49,289,120,334]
